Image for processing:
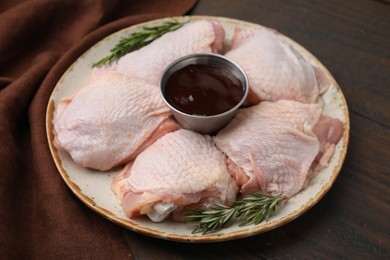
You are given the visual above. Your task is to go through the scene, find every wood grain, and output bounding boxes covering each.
[124,0,390,258]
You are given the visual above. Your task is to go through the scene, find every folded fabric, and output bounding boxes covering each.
[0,0,197,258]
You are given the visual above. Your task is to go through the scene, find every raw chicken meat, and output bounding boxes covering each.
[53,71,180,171]
[225,28,329,104]
[213,100,343,198]
[111,129,238,222]
[310,114,345,175]
[106,19,225,85]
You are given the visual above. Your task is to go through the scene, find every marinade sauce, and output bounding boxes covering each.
[164,64,244,116]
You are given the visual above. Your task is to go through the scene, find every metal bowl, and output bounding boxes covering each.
[159,53,249,134]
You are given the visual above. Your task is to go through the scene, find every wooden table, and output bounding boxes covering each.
[123,1,390,258]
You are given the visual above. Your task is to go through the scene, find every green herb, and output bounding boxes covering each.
[92,19,187,68]
[185,193,285,235]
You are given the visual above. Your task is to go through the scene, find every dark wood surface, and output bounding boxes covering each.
[123,1,390,258]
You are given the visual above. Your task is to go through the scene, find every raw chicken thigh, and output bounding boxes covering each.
[213,100,343,198]
[225,28,329,104]
[111,129,238,222]
[53,71,180,171]
[107,19,225,85]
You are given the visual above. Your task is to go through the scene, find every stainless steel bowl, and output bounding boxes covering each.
[159,53,248,134]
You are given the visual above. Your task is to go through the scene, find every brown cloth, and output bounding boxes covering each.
[0,0,197,258]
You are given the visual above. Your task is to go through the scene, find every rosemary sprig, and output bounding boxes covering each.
[235,193,285,226]
[92,19,187,68]
[185,193,286,235]
[185,203,237,235]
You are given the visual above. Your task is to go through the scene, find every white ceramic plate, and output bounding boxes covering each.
[46,16,350,242]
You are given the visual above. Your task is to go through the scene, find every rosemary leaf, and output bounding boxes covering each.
[92,19,187,68]
[185,193,285,234]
